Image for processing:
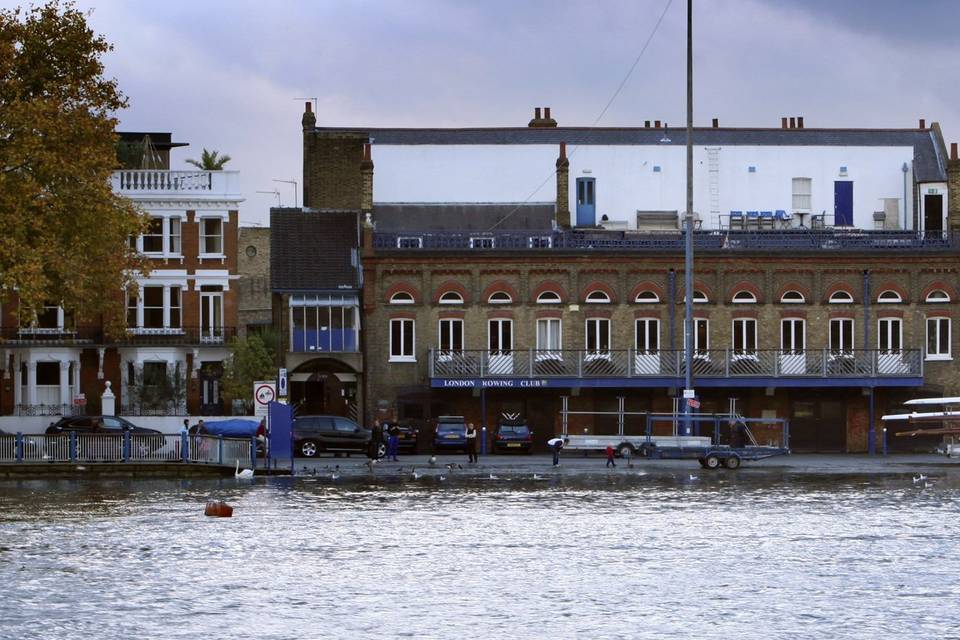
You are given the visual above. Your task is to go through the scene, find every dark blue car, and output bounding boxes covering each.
[433,416,467,452]
[492,423,533,454]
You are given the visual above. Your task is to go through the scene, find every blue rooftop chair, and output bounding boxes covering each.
[759,211,775,229]
[746,211,760,229]
[729,210,744,230]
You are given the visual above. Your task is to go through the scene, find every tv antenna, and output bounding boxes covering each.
[273,179,298,208]
[295,97,319,113]
[256,190,281,206]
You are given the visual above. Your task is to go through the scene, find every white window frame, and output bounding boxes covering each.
[792,177,812,211]
[438,318,464,355]
[199,216,224,257]
[829,291,854,304]
[925,290,951,303]
[585,290,611,304]
[168,217,182,255]
[926,316,952,360]
[536,318,562,357]
[635,290,660,303]
[635,318,659,353]
[142,217,165,254]
[877,290,902,304]
[732,318,758,355]
[780,318,805,353]
[389,318,416,362]
[878,317,902,352]
[689,290,709,304]
[488,291,512,304]
[470,237,495,249]
[585,318,611,356]
[687,318,709,355]
[732,291,757,304]
[780,290,805,304]
[536,291,562,304]
[397,236,423,249]
[438,291,464,305]
[389,291,415,305]
[829,318,854,353]
[488,318,513,353]
[126,285,186,334]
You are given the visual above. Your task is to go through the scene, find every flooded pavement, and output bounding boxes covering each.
[1,470,959,639]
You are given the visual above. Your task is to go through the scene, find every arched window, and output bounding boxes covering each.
[635,290,660,303]
[438,291,464,305]
[389,291,414,305]
[732,290,757,304]
[926,289,951,303]
[780,290,805,304]
[877,290,902,304]
[585,290,611,304]
[488,291,512,304]
[691,290,709,303]
[536,291,562,304]
[829,290,854,304]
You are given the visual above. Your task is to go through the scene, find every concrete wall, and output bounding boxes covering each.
[371,144,920,230]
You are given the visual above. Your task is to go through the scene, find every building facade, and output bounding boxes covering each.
[298,103,960,452]
[0,132,242,418]
[237,226,272,338]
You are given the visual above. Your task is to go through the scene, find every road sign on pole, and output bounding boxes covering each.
[278,368,288,398]
[254,381,276,420]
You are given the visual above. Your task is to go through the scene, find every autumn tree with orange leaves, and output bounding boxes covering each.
[0,1,147,334]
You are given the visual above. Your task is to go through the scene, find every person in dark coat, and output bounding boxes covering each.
[370,420,384,459]
[465,423,478,464]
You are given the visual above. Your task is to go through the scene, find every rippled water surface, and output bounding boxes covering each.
[1,473,959,639]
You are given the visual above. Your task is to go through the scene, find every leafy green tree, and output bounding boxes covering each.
[222,335,275,411]
[0,1,147,330]
[185,148,231,170]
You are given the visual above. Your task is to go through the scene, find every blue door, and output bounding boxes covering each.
[576,177,596,226]
[834,181,853,226]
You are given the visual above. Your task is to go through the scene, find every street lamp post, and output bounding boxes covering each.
[682,0,694,435]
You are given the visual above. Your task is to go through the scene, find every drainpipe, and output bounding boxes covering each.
[863,269,875,455]
[901,163,909,231]
[668,269,677,352]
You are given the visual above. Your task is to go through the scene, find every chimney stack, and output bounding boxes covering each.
[544,107,551,120]
[797,116,804,129]
[919,118,926,129]
[529,107,557,128]
[302,100,316,132]
[789,117,796,129]
[952,143,958,161]
[556,142,570,228]
[654,120,661,128]
[712,118,719,128]
[781,117,788,129]
[360,143,374,213]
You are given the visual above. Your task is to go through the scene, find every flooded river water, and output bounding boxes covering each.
[1,472,958,639]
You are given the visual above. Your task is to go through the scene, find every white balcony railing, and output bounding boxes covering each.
[111,170,241,199]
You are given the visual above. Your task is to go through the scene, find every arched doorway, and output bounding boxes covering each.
[290,358,359,421]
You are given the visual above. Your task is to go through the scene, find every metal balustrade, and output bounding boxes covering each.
[429,349,923,380]
[0,433,253,466]
[376,229,959,252]
[0,326,236,347]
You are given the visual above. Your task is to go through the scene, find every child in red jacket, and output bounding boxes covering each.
[605,445,616,468]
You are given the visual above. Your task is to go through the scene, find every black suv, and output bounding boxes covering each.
[46,415,160,436]
[45,416,164,458]
[492,422,534,454]
[293,415,372,458]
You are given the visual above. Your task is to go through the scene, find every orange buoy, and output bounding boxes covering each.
[204,500,233,517]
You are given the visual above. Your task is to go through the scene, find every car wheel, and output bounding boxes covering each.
[300,440,319,457]
[377,442,387,458]
[703,454,721,470]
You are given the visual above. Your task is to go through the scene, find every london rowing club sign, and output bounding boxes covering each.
[436,378,553,388]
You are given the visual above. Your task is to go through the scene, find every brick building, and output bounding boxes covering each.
[298,105,960,452]
[0,132,242,418]
[237,226,272,337]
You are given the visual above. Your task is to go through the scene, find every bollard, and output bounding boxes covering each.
[15,432,23,463]
[481,426,487,456]
[882,427,888,456]
[250,435,257,470]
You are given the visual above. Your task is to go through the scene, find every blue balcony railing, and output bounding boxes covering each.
[375,230,959,252]
[429,349,923,385]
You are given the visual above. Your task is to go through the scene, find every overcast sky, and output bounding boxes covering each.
[23,0,960,226]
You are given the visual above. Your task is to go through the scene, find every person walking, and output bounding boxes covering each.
[547,436,568,467]
[387,422,400,461]
[605,444,616,468]
[465,422,478,464]
[370,420,384,459]
[255,418,267,459]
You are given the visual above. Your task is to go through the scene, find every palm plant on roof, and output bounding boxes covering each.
[186,148,232,170]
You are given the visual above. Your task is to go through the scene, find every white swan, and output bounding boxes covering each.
[235,459,254,479]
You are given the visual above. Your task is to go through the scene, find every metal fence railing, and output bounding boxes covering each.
[0,433,253,467]
[430,349,924,380]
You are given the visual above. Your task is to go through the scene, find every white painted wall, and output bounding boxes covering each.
[373,144,919,230]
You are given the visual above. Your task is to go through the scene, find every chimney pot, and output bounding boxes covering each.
[534,107,542,119]
[363,143,371,162]
[305,101,312,113]
[712,118,719,128]
[781,117,788,129]
[544,107,551,119]
[559,142,567,159]
[797,116,804,129]
[644,120,651,128]
[952,142,958,161]
[655,120,661,128]
[789,117,796,129]
[919,118,926,129]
